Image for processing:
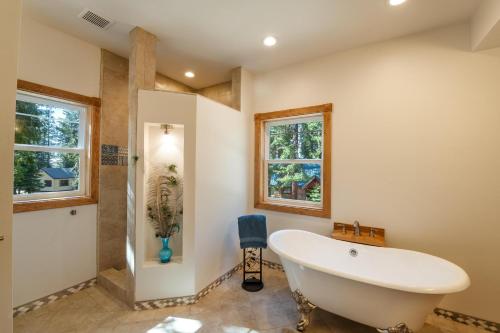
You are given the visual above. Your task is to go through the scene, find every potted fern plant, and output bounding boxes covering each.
[146,164,183,263]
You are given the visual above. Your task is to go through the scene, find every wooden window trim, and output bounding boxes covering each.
[13,80,100,213]
[254,103,332,218]
[17,80,101,107]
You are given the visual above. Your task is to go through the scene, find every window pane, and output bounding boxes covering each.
[14,151,80,195]
[269,120,322,160]
[15,99,81,148]
[268,163,321,203]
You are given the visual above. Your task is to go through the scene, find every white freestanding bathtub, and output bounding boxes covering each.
[269,230,470,332]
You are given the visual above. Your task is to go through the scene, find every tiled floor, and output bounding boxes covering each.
[14,268,478,333]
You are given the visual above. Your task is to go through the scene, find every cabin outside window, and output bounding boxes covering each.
[59,179,70,187]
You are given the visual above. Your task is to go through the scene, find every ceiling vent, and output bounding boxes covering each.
[78,9,113,30]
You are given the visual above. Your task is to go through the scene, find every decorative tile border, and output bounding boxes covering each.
[263,259,284,271]
[13,278,96,318]
[134,263,243,310]
[11,260,271,316]
[134,259,285,310]
[101,144,128,166]
[16,261,495,333]
[434,308,499,332]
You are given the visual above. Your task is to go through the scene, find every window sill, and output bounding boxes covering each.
[255,201,331,218]
[13,196,98,214]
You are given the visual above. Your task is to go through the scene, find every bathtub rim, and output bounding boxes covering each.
[268,229,470,295]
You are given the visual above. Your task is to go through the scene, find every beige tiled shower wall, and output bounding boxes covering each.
[98,50,129,271]
[195,81,232,107]
[97,50,241,273]
[98,50,233,272]
[156,72,234,108]
[155,72,194,93]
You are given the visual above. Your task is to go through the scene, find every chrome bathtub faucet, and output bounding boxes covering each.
[353,220,361,236]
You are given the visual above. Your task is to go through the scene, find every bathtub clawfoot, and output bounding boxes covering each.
[377,323,413,333]
[291,289,317,332]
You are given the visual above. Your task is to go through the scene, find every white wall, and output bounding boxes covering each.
[18,15,101,97]
[13,15,101,306]
[194,95,248,291]
[0,0,22,331]
[241,69,255,213]
[251,24,500,322]
[136,90,197,300]
[13,206,97,306]
[136,91,248,300]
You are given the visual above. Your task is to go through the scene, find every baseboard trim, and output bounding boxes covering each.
[13,261,497,333]
[134,262,243,310]
[433,308,499,332]
[13,278,96,317]
[263,259,284,271]
[134,258,285,310]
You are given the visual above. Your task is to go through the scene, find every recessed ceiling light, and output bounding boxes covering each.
[388,0,407,6]
[184,71,195,78]
[263,36,277,47]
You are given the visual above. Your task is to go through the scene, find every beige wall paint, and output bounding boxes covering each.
[13,206,97,307]
[251,24,500,322]
[471,0,500,50]
[14,14,100,306]
[18,15,101,97]
[0,1,22,331]
[194,95,248,291]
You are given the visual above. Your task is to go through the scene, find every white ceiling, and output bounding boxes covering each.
[23,0,482,89]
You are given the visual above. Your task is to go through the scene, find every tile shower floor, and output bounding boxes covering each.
[14,268,477,333]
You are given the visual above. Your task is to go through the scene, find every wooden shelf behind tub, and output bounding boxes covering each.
[331,222,386,247]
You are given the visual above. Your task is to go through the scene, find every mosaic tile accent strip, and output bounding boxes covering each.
[11,261,279,316]
[101,144,118,155]
[12,262,495,333]
[134,261,286,311]
[13,278,96,318]
[101,144,128,166]
[263,259,284,271]
[434,308,499,332]
[117,146,128,166]
[134,263,243,310]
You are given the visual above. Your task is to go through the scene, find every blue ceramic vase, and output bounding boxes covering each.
[159,237,173,263]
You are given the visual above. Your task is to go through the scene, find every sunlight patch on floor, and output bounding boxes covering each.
[221,325,261,333]
[147,317,203,333]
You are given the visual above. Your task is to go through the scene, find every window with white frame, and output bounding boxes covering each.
[264,115,324,207]
[14,91,89,201]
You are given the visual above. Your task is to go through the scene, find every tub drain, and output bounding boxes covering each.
[349,248,358,257]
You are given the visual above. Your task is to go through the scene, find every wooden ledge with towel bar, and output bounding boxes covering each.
[332,221,385,247]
